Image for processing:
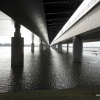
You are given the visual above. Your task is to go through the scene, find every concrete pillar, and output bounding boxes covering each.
[54,44,56,50]
[11,22,24,67]
[53,45,54,49]
[58,43,62,52]
[55,45,57,50]
[73,36,83,63]
[44,43,47,49]
[52,45,54,49]
[40,39,43,52]
[52,44,55,49]
[44,44,49,50]
[67,44,69,52]
[31,43,34,53]
[31,34,34,53]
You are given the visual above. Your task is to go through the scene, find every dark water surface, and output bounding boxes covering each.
[0,47,100,93]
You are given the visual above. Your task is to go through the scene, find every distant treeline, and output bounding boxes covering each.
[62,46,100,48]
[0,43,11,46]
[0,43,41,47]
[0,43,31,47]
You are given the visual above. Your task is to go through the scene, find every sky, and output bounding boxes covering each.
[0,0,100,47]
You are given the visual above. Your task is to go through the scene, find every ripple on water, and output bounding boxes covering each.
[0,47,100,93]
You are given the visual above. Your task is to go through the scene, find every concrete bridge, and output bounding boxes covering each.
[51,0,100,62]
[0,0,100,66]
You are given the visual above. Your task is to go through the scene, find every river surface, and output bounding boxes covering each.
[0,46,100,93]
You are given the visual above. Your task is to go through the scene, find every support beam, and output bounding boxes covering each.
[11,22,24,67]
[73,36,83,63]
[31,34,34,53]
[58,43,62,52]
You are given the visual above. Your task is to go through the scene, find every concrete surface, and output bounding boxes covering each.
[52,1,100,44]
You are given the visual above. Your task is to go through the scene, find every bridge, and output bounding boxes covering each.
[51,0,100,62]
[0,0,100,66]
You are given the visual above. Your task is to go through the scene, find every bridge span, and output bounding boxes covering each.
[51,0,100,62]
[0,0,100,66]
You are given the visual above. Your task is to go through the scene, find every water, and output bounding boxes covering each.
[0,46,100,93]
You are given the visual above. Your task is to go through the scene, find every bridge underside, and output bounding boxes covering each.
[0,0,49,44]
[0,0,83,44]
[43,0,83,43]
[61,27,100,44]
[52,1,100,44]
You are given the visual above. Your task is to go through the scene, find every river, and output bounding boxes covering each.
[0,46,100,93]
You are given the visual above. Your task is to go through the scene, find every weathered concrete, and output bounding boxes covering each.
[58,43,62,52]
[73,36,83,63]
[0,89,100,100]
[11,22,24,67]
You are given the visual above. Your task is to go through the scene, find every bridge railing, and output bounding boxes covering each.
[51,0,100,45]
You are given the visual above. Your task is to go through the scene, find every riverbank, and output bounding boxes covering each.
[0,89,100,100]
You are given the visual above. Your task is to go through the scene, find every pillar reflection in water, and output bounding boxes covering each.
[10,67,23,91]
[72,62,82,87]
[50,48,75,88]
[35,49,53,89]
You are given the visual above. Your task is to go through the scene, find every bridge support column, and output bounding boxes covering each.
[67,44,69,52]
[40,39,43,52]
[44,44,49,49]
[52,44,56,49]
[51,45,53,48]
[58,43,62,52]
[31,43,34,53]
[31,34,34,53]
[73,36,83,63]
[54,44,56,50]
[11,22,24,67]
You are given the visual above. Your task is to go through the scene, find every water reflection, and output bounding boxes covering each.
[10,67,23,91]
[50,48,82,89]
[34,49,53,89]
[72,63,82,88]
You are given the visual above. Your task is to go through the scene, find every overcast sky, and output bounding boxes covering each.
[0,0,100,47]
